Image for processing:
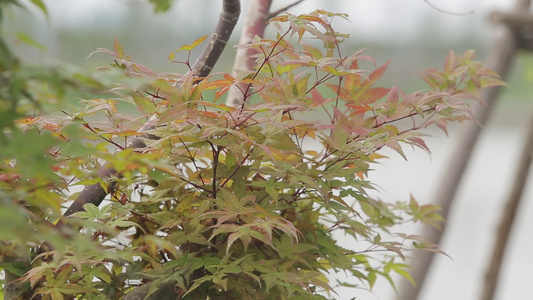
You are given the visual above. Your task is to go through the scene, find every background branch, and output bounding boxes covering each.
[479,115,533,300]
[225,0,305,107]
[490,11,533,51]
[423,0,474,16]
[226,0,273,107]
[395,0,532,299]
[267,0,304,19]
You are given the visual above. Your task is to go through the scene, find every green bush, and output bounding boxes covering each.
[0,3,503,300]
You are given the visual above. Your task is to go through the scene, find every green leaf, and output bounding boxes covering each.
[367,271,377,289]
[75,203,108,219]
[132,94,156,114]
[176,35,208,52]
[30,0,48,16]
[480,76,507,88]
[0,129,57,179]
[149,0,174,12]
[15,32,46,51]
[93,269,112,284]
[265,186,279,202]
[0,261,29,277]
[391,263,416,287]
[108,218,144,231]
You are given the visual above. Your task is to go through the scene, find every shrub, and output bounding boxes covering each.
[1,6,503,300]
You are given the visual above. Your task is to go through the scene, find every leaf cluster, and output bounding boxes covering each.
[0,8,504,300]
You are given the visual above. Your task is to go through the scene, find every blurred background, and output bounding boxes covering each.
[4,0,533,299]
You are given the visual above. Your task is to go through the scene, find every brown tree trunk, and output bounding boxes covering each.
[226,0,273,107]
[479,115,533,300]
[225,0,304,107]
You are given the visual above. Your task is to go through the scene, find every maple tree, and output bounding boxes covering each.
[0,1,504,299]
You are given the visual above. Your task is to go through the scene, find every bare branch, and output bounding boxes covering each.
[490,11,533,30]
[192,0,241,78]
[62,166,117,217]
[268,0,305,19]
[423,0,474,16]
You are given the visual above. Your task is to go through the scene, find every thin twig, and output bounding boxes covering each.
[423,0,474,16]
[268,0,305,19]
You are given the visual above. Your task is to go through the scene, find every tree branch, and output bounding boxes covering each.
[225,0,305,107]
[490,11,533,51]
[192,0,241,78]
[226,0,273,107]
[479,115,533,300]
[60,116,157,222]
[267,0,305,20]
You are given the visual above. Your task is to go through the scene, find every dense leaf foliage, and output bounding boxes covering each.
[0,4,503,300]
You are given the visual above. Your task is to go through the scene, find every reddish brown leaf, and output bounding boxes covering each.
[360,87,390,104]
[408,137,431,154]
[308,88,333,107]
[113,38,125,60]
[369,61,390,82]
[443,50,456,73]
[344,73,362,92]
[386,86,400,103]
[346,104,372,116]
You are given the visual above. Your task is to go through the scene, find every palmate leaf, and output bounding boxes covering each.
[75,203,110,220]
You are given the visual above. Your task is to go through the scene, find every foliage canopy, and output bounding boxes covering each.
[0,2,503,300]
